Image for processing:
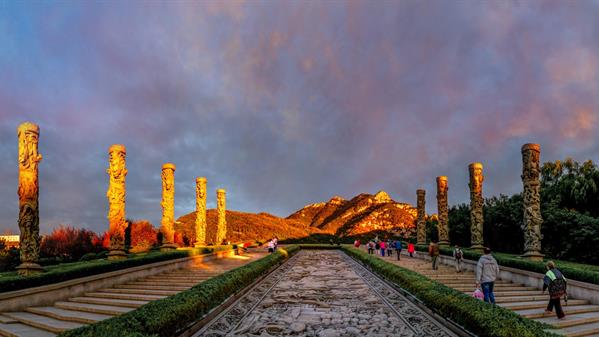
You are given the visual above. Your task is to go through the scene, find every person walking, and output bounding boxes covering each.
[453,245,464,273]
[395,240,403,261]
[267,240,275,253]
[380,240,386,257]
[367,241,374,254]
[375,240,381,255]
[354,239,361,248]
[408,242,415,257]
[429,241,440,270]
[476,247,500,304]
[543,261,567,319]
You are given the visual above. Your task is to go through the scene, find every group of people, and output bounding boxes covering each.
[266,237,278,253]
[440,243,567,320]
[354,237,417,261]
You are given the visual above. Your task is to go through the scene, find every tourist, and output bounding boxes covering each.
[387,239,393,256]
[453,245,464,273]
[428,240,440,270]
[367,241,375,254]
[267,240,275,253]
[408,242,415,257]
[394,240,403,261]
[476,247,500,304]
[354,239,361,248]
[380,240,386,257]
[273,237,278,250]
[375,240,381,255]
[543,261,567,319]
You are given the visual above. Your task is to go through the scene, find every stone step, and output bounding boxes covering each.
[97,288,179,296]
[140,278,207,284]
[113,284,190,291]
[0,316,17,324]
[492,290,545,296]
[0,322,56,337]
[25,307,112,324]
[501,299,589,311]
[144,276,209,282]
[68,296,148,308]
[536,312,599,329]
[517,305,599,319]
[496,295,553,303]
[84,292,166,301]
[454,286,538,292]
[553,321,599,337]
[2,311,84,333]
[439,280,513,285]
[124,280,198,287]
[54,301,133,316]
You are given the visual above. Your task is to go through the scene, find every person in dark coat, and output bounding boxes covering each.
[543,261,567,319]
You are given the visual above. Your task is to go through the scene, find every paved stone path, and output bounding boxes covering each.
[196,250,459,337]
[371,249,599,337]
[0,251,265,337]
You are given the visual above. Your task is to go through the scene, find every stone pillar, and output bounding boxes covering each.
[521,144,544,261]
[160,163,177,251]
[469,163,484,250]
[416,189,426,245]
[194,177,207,247]
[216,189,227,245]
[106,144,128,260]
[16,122,44,275]
[436,176,449,246]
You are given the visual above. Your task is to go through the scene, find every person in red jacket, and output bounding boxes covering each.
[407,242,415,257]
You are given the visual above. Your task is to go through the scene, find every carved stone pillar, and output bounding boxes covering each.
[106,144,128,260]
[416,189,426,245]
[436,176,449,246]
[194,177,207,247]
[521,144,544,260]
[469,163,484,250]
[16,122,44,275]
[160,163,177,251]
[216,189,227,245]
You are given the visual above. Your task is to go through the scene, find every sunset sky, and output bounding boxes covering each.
[1,1,599,234]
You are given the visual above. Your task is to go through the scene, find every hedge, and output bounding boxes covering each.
[58,245,300,337]
[413,244,599,286]
[342,246,558,337]
[0,246,232,293]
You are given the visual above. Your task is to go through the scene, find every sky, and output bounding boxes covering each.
[1,1,599,235]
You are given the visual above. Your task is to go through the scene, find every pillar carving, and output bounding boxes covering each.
[216,189,227,245]
[469,163,484,250]
[16,122,44,275]
[436,176,449,246]
[416,189,426,245]
[194,177,207,247]
[521,143,544,260]
[160,163,177,250]
[106,144,128,260]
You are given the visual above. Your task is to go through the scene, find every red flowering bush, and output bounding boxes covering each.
[40,225,104,261]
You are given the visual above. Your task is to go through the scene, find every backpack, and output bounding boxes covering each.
[455,249,463,260]
[375,243,380,249]
[548,271,567,299]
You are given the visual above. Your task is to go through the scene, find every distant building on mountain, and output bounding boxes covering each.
[0,235,19,248]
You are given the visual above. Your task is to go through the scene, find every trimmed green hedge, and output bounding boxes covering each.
[0,246,232,293]
[413,244,599,285]
[58,245,300,337]
[342,246,558,337]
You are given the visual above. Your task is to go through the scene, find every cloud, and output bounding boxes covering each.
[1,1,599,234]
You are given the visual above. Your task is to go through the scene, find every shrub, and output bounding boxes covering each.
[40,225,104,261]
[130,220,158,253]
[58,245,300,337]
[79,253,98,261]
[342,246,558,337]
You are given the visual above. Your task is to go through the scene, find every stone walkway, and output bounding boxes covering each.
[196,250,459,337]
[370,249,599,337]
[0,252,265,337]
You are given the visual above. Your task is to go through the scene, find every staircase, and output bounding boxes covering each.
[0,252,264,337]
[374,252,599,337]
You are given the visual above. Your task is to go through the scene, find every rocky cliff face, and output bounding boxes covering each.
[287,191,417,237]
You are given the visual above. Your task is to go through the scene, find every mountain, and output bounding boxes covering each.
[175,190,417,243]
[287,191,417,236]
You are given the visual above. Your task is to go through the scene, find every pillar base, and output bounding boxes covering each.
[521,251,544,261]
[107,250,127,260]
[16,262,44,276]
[160,243,178,252]
[438,240,450,247]
[193,242,206,248]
